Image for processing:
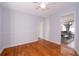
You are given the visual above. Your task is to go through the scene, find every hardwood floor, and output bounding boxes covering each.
[1,40,78,56]
[61,45,78,56]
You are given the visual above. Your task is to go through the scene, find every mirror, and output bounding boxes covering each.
[61,13,75,44]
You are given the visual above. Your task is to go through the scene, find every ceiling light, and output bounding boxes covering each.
[40,3,46,8]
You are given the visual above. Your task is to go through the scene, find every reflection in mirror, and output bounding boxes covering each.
[61,14,75,45]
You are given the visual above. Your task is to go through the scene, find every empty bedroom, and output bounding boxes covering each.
[0,2,79,56]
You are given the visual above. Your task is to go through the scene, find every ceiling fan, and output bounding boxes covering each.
[33,2,56,10]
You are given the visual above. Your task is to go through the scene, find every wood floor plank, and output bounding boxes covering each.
[30,42,52,56]
[38,40,61,55]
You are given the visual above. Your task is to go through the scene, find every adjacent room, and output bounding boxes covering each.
[0,2,79,56]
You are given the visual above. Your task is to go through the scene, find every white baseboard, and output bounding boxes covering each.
[3,40,38,50]
[46,40,60,45]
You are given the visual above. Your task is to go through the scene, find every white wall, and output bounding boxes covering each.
[75,3,79,51]
[38,18,44,39]
[0,5,3,52]
[49,14,61,44]
[43,18,50,40]
[1,8,42,51]
[43,3,76,45]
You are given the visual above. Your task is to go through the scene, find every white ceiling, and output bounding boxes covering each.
[0,2,76,18]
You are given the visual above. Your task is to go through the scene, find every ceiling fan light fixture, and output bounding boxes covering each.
[40,3,46,8]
